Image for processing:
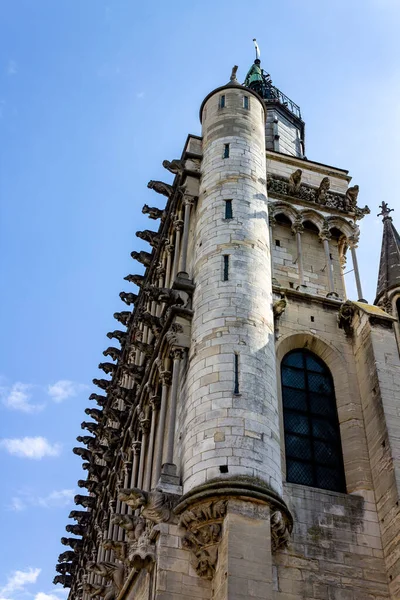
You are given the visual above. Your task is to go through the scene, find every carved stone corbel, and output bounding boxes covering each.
[270,510,291,552]
[118,487,179,524]
[179,500,227,580]
[338,300,356,336]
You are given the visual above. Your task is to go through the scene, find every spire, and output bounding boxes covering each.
[375,203,400,304]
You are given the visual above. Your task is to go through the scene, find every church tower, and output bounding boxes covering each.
[55,51,400,600]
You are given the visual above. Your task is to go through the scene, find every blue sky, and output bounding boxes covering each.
[1,1,400,598]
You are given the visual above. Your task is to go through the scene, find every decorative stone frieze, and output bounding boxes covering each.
[267,173,370,218]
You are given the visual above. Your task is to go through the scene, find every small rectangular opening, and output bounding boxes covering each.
[220,95,225,109]
[219,465,229,473]
[223,144,230,158]
[243,96,249,109]
[275,239,281,247]
[311,316,315,322]
[225,199,233,219]
[234,353,239,394]
[289,281,294,289]
[223,255,229,281]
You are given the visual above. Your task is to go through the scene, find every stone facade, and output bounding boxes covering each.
[55,63,400,600]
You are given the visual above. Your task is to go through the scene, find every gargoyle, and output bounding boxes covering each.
[77,479,102,494]
[82,463,108,480]
[98,362,116,375]
[136,230,161,248]
[142,204,165,220]
[65,524,86,536]
[86,561,125,598]
[89,393,108,406]
[118,488,177,524]
[143,285,184,306]
[119,292,138,306]
[344,184,359,211]
[288,169,302,196]
[113,311,131,326]
[131,340,153,356]
[68,510,91,524]
[104,406,127,422]
[58,550,76,562]
[53,574,72,587]
[338,300,356,336]
[147,180,173,197]
[120,363,145,378]
[60,537,83,551]
[55,562,76,575]
[124,273,145,286]
[92,378,112,391]
[81,421,100,434]
[76,435,98,449]
[138,311,163,336]
[106,330,127,344]
[73,447,92,462]
[74,494,96,509]
[84,408,103,422]
[111,514,146,542]
[101,540,128,563]
[316,177,330,205]
[162,158,185,175]
[130,250,152,267]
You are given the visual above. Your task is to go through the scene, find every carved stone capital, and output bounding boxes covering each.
[348,234,359,249]
[173,219,184,232]
[319,226,331,242]
[132,440,141,455]
[165,243,174,255]
[150,394,161,411]
[179,500,227,580]
[170,347,185,361]
[159,369,172,386]
[139,412,151,434]
[183,194,196,207]
[291,217,304,235]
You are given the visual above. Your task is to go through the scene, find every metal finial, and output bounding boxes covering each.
[377,202,394,221]
[253,38,260,61]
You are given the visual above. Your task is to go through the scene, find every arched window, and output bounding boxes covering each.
[281,349,346,493]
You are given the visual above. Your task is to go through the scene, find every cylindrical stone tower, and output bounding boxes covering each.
[180,78,282,498]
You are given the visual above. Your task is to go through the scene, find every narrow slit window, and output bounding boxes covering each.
[275,239,281,247]
[225,200,233,219]
[243,96,249,109]
[224,144,230,158]
[223,255,229,281]
[234,353,240,394]
[220,95,225,109]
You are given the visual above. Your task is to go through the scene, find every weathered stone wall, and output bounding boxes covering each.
[180,85,282,495]
[271,222,345,298]
[265,108,302,157]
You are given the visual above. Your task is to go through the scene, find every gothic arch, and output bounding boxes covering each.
[325,215,356,240]
[269,201,300,224]
[299,209,325,232]
[276,331,373,494]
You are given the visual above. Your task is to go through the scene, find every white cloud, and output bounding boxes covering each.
[6,60,17,75]
[0,437,61,459]
[8,489,74,511]
[47,380,88,403]
[9,496,26,512]
[36,489,74,508]
[35,593,60,600]
[1,382,44,413]
[0,568,41,597]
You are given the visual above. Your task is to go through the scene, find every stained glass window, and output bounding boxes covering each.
[281,349,346,492]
